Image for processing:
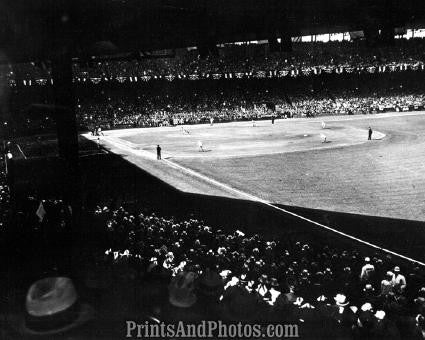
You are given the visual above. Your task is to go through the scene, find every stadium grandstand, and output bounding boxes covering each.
[1,1,425,339]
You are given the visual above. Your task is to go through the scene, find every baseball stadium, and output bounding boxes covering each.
[2,1,425,339]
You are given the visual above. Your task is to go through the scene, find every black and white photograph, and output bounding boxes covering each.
[1,0,425,339]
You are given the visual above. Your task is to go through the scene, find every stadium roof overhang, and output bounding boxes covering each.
[0,0,424,63]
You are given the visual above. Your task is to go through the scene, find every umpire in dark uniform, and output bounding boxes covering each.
[156,145,161,160]
[368,127,373,140]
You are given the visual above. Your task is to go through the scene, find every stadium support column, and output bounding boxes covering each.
[51,57,81,215]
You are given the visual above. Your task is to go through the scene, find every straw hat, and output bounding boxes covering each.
[10,277,94,336]
[334,294,349,307]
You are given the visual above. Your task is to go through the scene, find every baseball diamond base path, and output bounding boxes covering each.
[88,111,425,222]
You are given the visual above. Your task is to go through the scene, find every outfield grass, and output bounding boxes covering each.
[105,112,425,222]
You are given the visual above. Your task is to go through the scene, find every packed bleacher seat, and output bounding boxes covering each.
[2,38,425,136]
[71,39,425,79]
[5,72,425,135]
[3,38,425,86]
[85,205,425,339]
[73,71,425,131]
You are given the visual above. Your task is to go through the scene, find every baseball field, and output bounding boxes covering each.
[93,111,425,223]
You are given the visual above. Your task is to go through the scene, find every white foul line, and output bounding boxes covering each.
[16,144,27,159]
[102,134,425,267]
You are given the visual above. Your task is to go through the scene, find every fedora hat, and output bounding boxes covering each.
[168,271,197,308]
[10,277,94,336]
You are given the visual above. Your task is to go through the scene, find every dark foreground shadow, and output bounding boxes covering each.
[9,144,425,264]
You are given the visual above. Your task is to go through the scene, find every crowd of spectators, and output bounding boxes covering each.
[2,39,425,137]
[291,90,425,117]
[3,38,425,86]
[74,73,425,130]
[83,205,425,339]
[70,39,425,80]
[3,72,425,136]
[76,81,283,130]
[2,190,425,338]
